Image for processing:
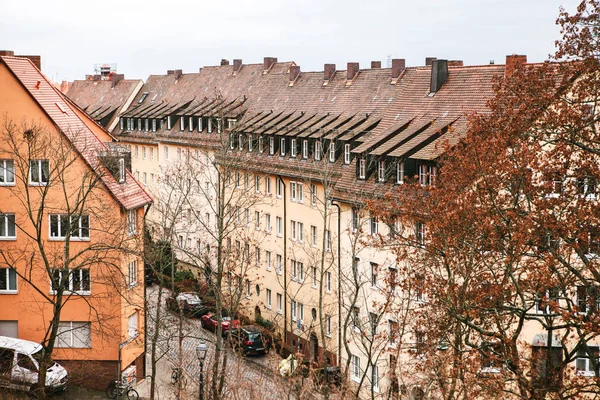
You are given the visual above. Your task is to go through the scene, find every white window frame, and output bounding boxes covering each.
[370,217,378,236]
[277,178,283,198]
[310,184,317,206]
[302,140,309,159]
[277,293,283,314]
[128,210,137,236]
[0,268,17,293]
[351,355,361,382]
[276,216,283,237]
[396,162,404,184]
[328,142,335,162]
[167,116,172,130]
[128,312,139,339]
[325,230,332,252]
[378,160,385,182]
[266,251,272,270]
[265,214,272,233]
[266,289,272,309]
[29,159,49,185]
[344,144,351,164]
[0,214,16,240]
[276,254,283,275]
[49,214,90,241]
[269,137,275,155]
[291,139,297,157]
[280,138,286,156]
[179,117,185,131]
[315,141,322,161]
[358,159,366,179]
[189,117,194,132]
[326,271,332,292]
[265,176,272,195]
[325,315,332,337]
[311,225,317,246]
[51,268,91,294]
[55,321,91,348]
[128,260,138,288]
[164,146,169,160]
[0,160,15,186]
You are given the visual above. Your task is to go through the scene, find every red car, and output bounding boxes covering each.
[201,312,239,335]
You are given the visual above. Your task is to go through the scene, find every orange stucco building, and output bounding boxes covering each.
[0,53,152,390]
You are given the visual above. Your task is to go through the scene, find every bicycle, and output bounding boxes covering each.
[105,379,139,400]
[171,364,187,386]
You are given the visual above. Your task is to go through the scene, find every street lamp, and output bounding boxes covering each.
[196,342,208,400]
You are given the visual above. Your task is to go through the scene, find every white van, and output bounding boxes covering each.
[0,336,68,392]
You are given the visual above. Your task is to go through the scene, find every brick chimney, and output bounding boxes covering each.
[19,55,41,70]
[111,73,125,87]
[263,57,278,74]
[233,59,242,73]
[324,64,336,81]
[167,70,174,75]
[425,57,437,66]
[371,61,381,69]
[448,60,464,67]
[505,54,527,78]
[347,62,359,80]
[0,51,15,56]
[289,65,301,86]
[391,59,406,82]
[220,59,230,66]
[174,69,183,80]
[430,59,448,93]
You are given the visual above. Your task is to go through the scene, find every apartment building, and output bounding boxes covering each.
[67,55,591,398]
[0,53,152,390]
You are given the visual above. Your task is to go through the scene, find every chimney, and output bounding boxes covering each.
[174,69,183,80]
[391,59,406,81]
[448,60,463,67]
[111,73,125,87]
[0,50,15,56]
[220,59,230,66]
[324,63,336,82]
[347,62,359,80]
[93,75,102,81]
[371,61,381,69]
[85,75,94,81]
[425,57,437,66]
[167,70,175,75]
[505,54,527,78]
[15,55,42,70]
[263,57,278,74]
[289,65,300,86]
[233,59,242,73]
[430,59,448,93]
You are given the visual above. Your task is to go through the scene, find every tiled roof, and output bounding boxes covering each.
[1,56,152,210]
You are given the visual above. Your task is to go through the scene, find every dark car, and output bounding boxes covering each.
[201,312,239,334]
[227,325,271,356]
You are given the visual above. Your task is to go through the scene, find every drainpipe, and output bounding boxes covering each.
[330,200,342,366]
[278,176,288,345]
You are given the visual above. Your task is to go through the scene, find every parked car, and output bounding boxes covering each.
[227,325,271,356]
[0,336,68,393]
[167,292,210,317]
[201,312,239,334]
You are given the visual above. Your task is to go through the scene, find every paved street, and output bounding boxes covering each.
[145,285,308,400]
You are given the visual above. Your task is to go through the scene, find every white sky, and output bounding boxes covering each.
[1,0,583,82]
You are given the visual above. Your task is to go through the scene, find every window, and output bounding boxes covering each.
[370,217,378,236]
[329,142,335,162]
[189,117,194,132]
[578,176,598,199]
[302,140,309,159]
[164,146,169,160]
[576,346,600,376]
[351,355,361,381]
[245,173,251,190]
[258,136,264,153]
[280,138,286,156]
[415,222,426,246]
[277,178,283,198]
[269,137,275,155]
[0,214,16,239]
[255,211,260,230]
[179,116,185,131]
[352,306,360,330]
[291,182,297,201]
[128,312,139,339]
[0,160,15,185]
[276,217,283,236]
[266,289,272,309]
[298,302,304,322]
[143,172,147,185]
[0,268,17,292]
[128,210,137,235]
[311,225,317,246]
[51,268,90,293]
[310,184,317,206]
[228,119,237,129]
[128,260,138,287]
[378,160,386,182]
[30,160,49,185]
[142,147,147,159]
[325,315,332,336]
[389,320,399,346]
[290,182,304,202]
[325,230,332,252]
[152,119,156,132]
[236,172,241,188]
[372,365,379,392]
[344,144,351,164]
[50,215,89,240]
[118,159,125,183]
[255,175,261,193]
[238,134,244,151]
[207,118,213,133]
[255,247,261,266]
[481,342,503,373]
[246,279,251,297]
[277,293,283,314]
[370,262,378,287]
[297,183,303,202]
[291,139,297,157]
[396,162,405,184]
[388,266,398,292]
[358,159,366,179]
[167,116,172,130]
[315,141,322,161]
[120,118,124,130]
[326,271,332,292]
[179,235,184,248]
[353,257,361,279]
[291,300,297,321]
[298,262,304,282]
[265,176,272,195]
[418,164,437,186]
[265,214,272,232]
[311,266,318,288]
[138,119,142,131]
[298,222,304,242]
[534,287,559,314]
[276,254,283,274]
[266,251,272,270]
[291,221,297,241]
[369,312,378,336]
[577,285,600,314]
[55,322,91,348]
[177,147,182,161]
[198,117,203,132]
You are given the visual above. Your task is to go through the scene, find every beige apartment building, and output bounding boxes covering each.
[65,55,598,398]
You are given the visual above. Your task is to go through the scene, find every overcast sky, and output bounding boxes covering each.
[2,0,583,82]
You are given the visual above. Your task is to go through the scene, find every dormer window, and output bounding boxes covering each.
[138,119,142,131]
[302,140,309,159]
[329,142,335,163]
[418,164,437,186]
[291,139,297,157]
[229,134,235,150]
[197,117,203,132]
[217,119,223,134]
[358,159,366,179]
[120,118,124,130]
[127,118,133,130]
[259,136,264,153]
[228,119,237,129]
[378,161,385,182]
[208,119,213,133]
[144,119,149,132]
[238,134,244,151]
[180,116,185,131]
[167,116,172,130]
[315,142,322,161]
[248,134,254,152]
[118,158,125,183]
[344,144,351,164]
[396,162,404,184]
[189,117,194,131]
[280,138,286,156]
[269,137,275,155]
[152,119,157,132]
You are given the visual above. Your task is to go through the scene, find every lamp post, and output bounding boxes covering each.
[196,342,208,400]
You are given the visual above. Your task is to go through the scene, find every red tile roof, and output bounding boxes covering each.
[1,56,153,210]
